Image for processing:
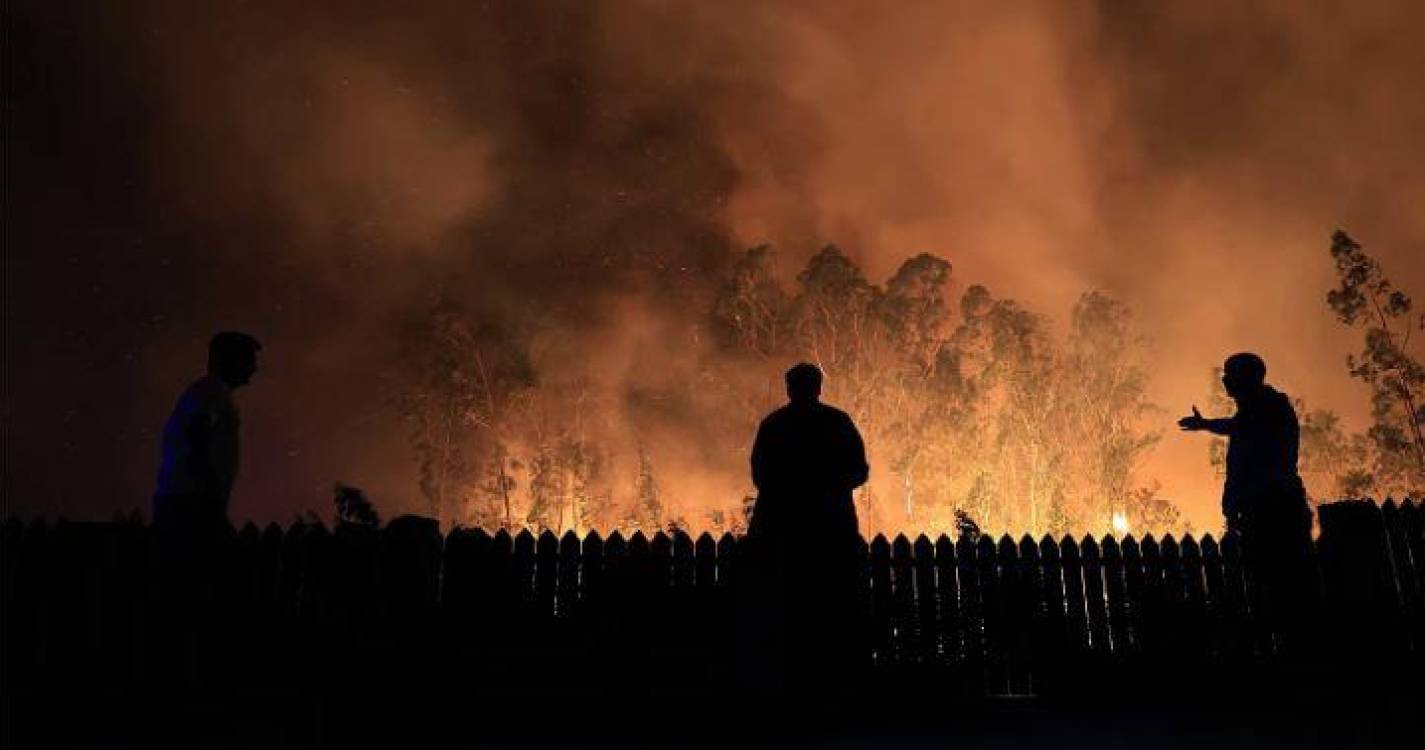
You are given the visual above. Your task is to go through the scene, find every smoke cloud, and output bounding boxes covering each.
[8,0,1425,531]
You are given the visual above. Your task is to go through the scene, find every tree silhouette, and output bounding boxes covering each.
[1326,230,1425,495]
[333,483,380,528]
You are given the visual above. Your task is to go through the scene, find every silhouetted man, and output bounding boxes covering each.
[154,331,260,533]
[741,363,869,698]
[1180,352,1315,656]
[150,331,260,688]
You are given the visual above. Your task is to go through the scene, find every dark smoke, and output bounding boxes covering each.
[6,1,1425,530]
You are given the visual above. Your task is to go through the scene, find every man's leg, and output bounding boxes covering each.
[1248,488,1316,661]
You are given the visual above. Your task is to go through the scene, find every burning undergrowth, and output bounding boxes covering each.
[390,244,1179,538]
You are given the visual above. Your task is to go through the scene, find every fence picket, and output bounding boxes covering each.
[558,531,581,618]
[1219,531,1253,659]
[934,535,960,665]
[1036,535,1068,694]
[7,497,1421,703]
[1402,500,1425,651]
[1178,536,1210,661]
[978,536,1004,694]
[890,534,916,664]
[1082,537,1109,655]
[694,533,717,589]
[956,535,983,688]
[1060,537,1089,657]
[535,530,559,618]
[914,535,938,665]
[1382,500,1419,653]
[869,535,893,665]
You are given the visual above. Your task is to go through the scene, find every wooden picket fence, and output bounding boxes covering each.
[2,498,1421,699]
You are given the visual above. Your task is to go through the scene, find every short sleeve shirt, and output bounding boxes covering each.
[155,375,240,499]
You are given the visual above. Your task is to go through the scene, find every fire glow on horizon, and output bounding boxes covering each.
[7,1,1425,534]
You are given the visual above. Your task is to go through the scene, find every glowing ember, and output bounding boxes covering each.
[1111,513,1131,536]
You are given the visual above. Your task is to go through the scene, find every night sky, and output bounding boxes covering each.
[6,1,1425,529]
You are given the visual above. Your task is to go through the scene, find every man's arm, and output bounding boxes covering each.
[750,420,769,491]
[841,415,870,490]
[1178,405,1235,436]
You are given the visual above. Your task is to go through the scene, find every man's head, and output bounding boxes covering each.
[785,362,823,404]
[1221,352,1267,401]
[209,331,261,388]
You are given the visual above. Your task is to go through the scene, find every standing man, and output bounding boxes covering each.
[151,331,260,688]
[1179,352,1315,655]
[154,331,261,534]
[742,362,869,698]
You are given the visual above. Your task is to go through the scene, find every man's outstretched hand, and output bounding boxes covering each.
[1178,405,1206,431]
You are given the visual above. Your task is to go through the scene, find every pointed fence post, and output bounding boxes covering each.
[1119,535,1145,659]
[1035,535,1068,695]
[1179,536,1211,666]
[716,532,737,588]
[1316,500,1406,662]
[557,531,581,619]
[1060,536,1089,659]
[1081,537,1109,658]
[1381,500,1420,653]
[1101,536,1130,660]
[890,534,916,664]
[1134,535,1161,659]
[1401,499,1425,651]
[628,531,655,664]
[440,527,486,659]
[934,535,960,666]
[913,535,938,665]
[869,535,893,666]
[1158,537,1188,658]
[694,533,718,590]
[1008,535,1040,696]
[535,530,559,619]
[514,530,537,610]
[581,531,605,621]
[956,535,983,694]
[650,531,674,588]
[602,531,629,686]
[672,531,695,590]
[977,535,1005,695]
[277,521,308,621]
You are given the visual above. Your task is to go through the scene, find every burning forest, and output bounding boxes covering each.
[388,244,1158,538]
[390,232,1425,539]
[8,0,1425,535]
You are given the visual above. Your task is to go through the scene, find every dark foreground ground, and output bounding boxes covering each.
[5,663,1421,749]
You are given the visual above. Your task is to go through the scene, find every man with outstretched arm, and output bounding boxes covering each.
[1179,352,1315,658]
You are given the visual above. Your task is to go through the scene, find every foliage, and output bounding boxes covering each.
[391,298,534,528]
[333,482,380,527]
[1297,405,1375,500]
[1325,230,1425,496]
[954,509,982,542]
[628,445,663,532]
[714,245,1173,535]
[392,245,1179,537]
[1123,483,1186,536]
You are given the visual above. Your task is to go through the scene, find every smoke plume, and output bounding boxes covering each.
[7,0,1425,531]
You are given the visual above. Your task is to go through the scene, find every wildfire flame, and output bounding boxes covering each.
[1110,513,1131,536]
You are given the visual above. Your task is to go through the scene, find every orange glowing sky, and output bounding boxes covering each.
[8,1,1425,533]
